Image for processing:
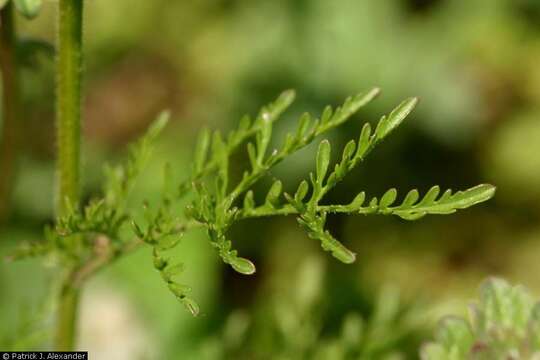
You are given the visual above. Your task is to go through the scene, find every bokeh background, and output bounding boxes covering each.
[2,0,540,358]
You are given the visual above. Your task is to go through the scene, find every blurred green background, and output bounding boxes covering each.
[2,0,540,358]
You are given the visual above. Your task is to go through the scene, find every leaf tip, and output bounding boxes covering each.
[403,97,419,115]
[231,257,256,275]
[282,88,296,100]
[482,184,496,197]
[182,297,200,317]
[148,110,170,137]
[369,87,382,98]
[337,248,356,264]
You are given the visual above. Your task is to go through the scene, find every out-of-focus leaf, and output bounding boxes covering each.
[14,0,41,19]
[422,278,540,359]
[16,38,54,67]
[0,0,10,11]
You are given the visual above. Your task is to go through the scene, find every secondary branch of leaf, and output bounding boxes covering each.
[182,90,374,203]
[234,203,379,220]
[234,201,420,220]
[178,96,294,198]
[223,129,337,209]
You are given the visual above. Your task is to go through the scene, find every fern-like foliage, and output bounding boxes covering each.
[126,89,493,313]
[10,113,170,287]
[12,88,495,316]
[184,89,494,271]
[422,278,540,360]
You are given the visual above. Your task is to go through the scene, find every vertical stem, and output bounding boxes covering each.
[55,282,80,351]
[56,0,82,216]
[55,0,83,351]
[0,2,20,223]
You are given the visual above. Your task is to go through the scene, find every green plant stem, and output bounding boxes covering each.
[56,0,83,216]
[0,2,20,223]
[55,0,84,351]
[55,281,79,351]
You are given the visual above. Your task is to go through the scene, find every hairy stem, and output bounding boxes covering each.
[56,0,83,216]
[0,2,20,223]
[55,281,79,351]
[55,0,84,351]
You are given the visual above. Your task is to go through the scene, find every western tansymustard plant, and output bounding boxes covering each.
[2,0,496,352]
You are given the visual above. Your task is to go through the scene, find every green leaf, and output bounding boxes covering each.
[14,0,41,19]
[392,184,495,220]
[379,188,397,209]
[316,140,331,184]
[243,190,255,210]
[296,113,312,140]
[350,192,366,208]
[247,142,257,169]
[23,86,497,321]
[419,186,440,206]
[295,180,309,203]
[356,123,372,159]
[386,97,418,132]
[169,283,192,297]
[265,180,282,207]
[181,297,200,317]
[212,132,229,195]
[257,112,272,163]
[317,87,380,132]
[164,263,185,278]
[147,110,170,139]
[320,106,333,125]
[230,256,256,275]
[351,87,381,109]
[327,238,356,264]
[271,89,296,116]
[341,140,356,162]
[375,97,418,142]
[172,90,496,318]
[194,128,210,174]
[402,189,420,207]
[298,212,356,264]
[238,115,251,132]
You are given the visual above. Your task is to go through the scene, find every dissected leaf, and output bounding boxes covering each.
[392,184,495,220]
[32,88,495,319]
